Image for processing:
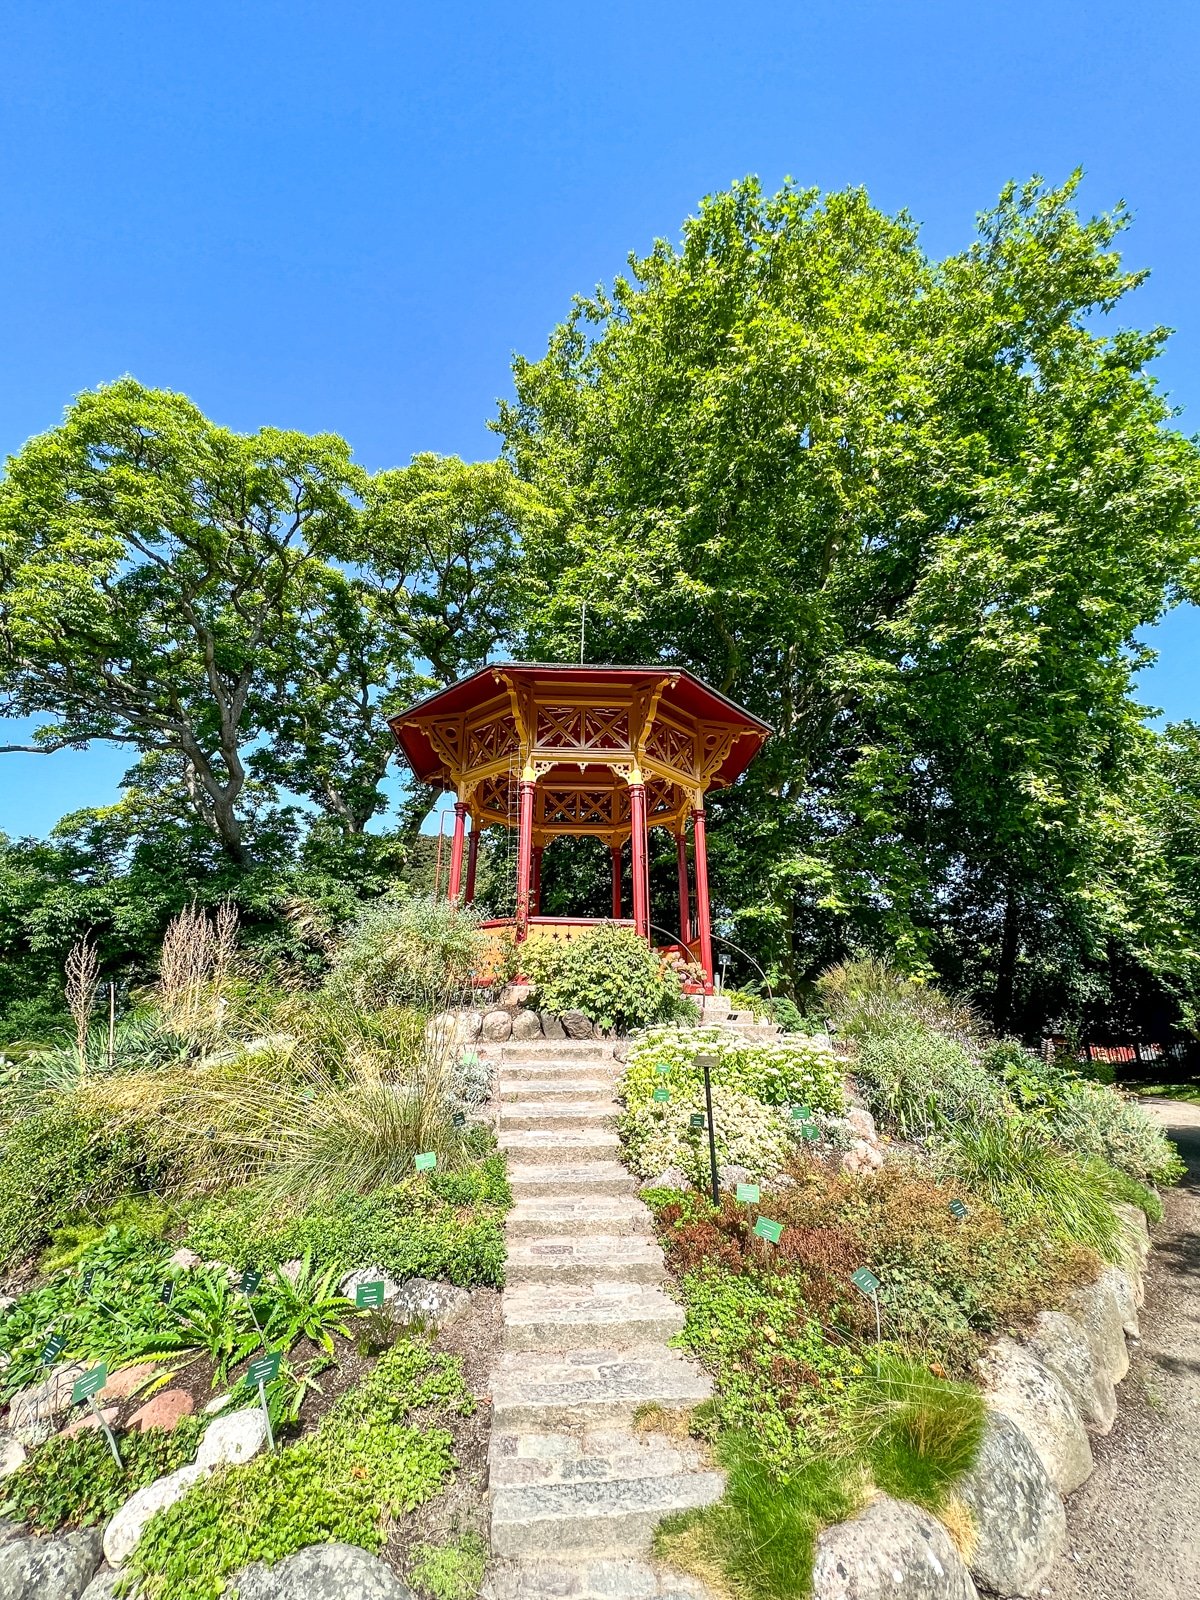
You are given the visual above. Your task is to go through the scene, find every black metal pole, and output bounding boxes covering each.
[698,1053,720,1206]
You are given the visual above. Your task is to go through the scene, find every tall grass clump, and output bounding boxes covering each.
[329,895,483,1009]
[157,901,240,1040]
[846,1357,985,1509]
[854,1030,1005,1138]
[818,958,982,1047]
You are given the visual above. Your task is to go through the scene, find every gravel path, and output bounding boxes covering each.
[1040,1098,1200,1600]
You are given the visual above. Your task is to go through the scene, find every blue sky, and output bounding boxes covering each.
[1,0,1197,839]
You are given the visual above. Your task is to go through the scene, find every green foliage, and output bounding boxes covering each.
[847,1357,985,1509]
[622,1025,845,1115]
[1045,1080,1185,1186]
[128,1339,470,1600]
[329,895,484,1009]
[819,961,983,1047]
[854,1029,1006,1138]
[621,1088,798,1187]
[408,1534,489,1600]
[524,924,693,1032]
[1,1420,203,1532]
[260,1252,354,1355]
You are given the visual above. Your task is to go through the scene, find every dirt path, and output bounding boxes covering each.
[1040,1099,1200,1600]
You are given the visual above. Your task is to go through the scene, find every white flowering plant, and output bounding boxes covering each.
[619,1084,798,1184]
[620,1025,845,1118]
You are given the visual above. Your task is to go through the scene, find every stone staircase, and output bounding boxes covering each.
[484,1038,723,1600]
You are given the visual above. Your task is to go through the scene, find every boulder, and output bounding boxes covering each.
[388,1277,471,1329]
[811,1494,977,1599]
[1067,1273,1130,1386]
[1112,1201,1151,1270]
[60,1406,118,1440]
[0,1526,103,1600]
[98,1364,160,1403]
[338,1268,404,1304]
[540,1013,566,1040]
[1024,1310,1116,1434]
[956,1411,1067,1597]
[426,1010,483,1051]
[231,1542,415,1599]
[641,1168,690,1193]
[481,1010,513,1043]
[717,1165,753,1190]
[126,1389,195,1433]
[842,1140,885,1175]
[499,984,534,1008]
[103,1463,207,1567]
[844,1106,879,1142]
[1102,1264,1140,1340]
[511,1010,543,1041]
[195,1406,271,1470]
[203,1392,235,1417]
[978,1338,1092,1495]
[8,1362,87,1445]
[78,1573,121,1600]
[560,1010,593,1039]
[167,1247,202,1271]
[0,1433,25,1479]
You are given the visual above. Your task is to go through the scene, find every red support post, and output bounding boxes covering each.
[629,783,649,939]
[447,801,469,902]
[675,833,691,945]
[691,805,715,991]
[515,779,536,940]
[464,824,479,904]
[532,844,544,916]
[610,844,623,919]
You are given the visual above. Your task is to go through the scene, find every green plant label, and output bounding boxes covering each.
[754,1217,783,1244]
[801,1122,820,1142]
[689,1112,706,1130]
[356,1281,386,1310]
[40,1333,66,1365]
[459,1051,479,1068]
[451,1111,466,1129]
[736,1182,760,1204]
[851,1266,881,1297]
[71,1364,107,1404]
[790,1104,812,1122]
[240,1268,263,1295]
[247,1351,281,1387]
[79,1269,96,1295]
[949,1198,968,1220]
[414,1152,437,1171]
[160,1280,176,1306]
[654,1062,671,1075]
[652,1088,670,1103]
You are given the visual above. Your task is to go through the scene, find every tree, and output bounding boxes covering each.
[0,379,363,863]
[501,174,1200,1029]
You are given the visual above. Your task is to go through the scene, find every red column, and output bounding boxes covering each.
[447,801,469,902]
[692,805,714,990]
[610,844,623,919]
[629,783,649,939]
[532,844,544,916]
[464,824,479,904]
[676,833,691,945]
[515,779,536,941]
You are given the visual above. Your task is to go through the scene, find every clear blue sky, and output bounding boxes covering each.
[2,0,1197,838]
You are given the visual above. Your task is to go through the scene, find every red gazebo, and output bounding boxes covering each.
[388,664,770,992]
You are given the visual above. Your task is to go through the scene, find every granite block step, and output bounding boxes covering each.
[490,1470,725,1557]
[506,1161,637,1197]
[488,1426,712,1490]
[501,1102,616,1131]
[500,1078,616,1102]
[497,1041,616,1063]
[503,1282,684,1350]
[507,1195,653,1238]
[499,1129,622,1163]
[505,1234,667,1286]
[484,1556,713,1600]
[491,1346,712,1429]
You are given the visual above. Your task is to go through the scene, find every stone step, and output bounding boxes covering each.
[507,1195,652,1238]
[495,1040,617,1063]
[484,1555,714,1600]
[506,1161,636,1197]
[491,1346,712,1430]
[500,1078,616,1102]
[505,1235,666,1286]
[500,1102,616,1132]
[490,1470,725,1557]
[503,1282,684,1350]
[499,1061,624,1085]
[499,1130,623,1163]
[488,1425,712,1489]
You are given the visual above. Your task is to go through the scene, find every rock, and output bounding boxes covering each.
[0,1522,21,1547]
[811,1494,977,1599]
[1112,1201,1151,1270]
[717,1165,752,1190]
[0,1434,25,1479]
[60,1406,119,1439]
[481,1010,513,1043]
[845,1106,878,1142]
[560,1010,593,1039]
[426,1010,483,1051]
[167,1247,202,1271]
[1067,1273,1130,1386]
[194,1407,270,1470]
[78,1573,122,1600]
[1024,1310,1116,1434]
[957,1411,1067,1597]
[0,1297,16,1317]
[1102,1264,1140,1340]
[103,1463,207,1567]
[126,1389,195,1432]
[540,1013,566,1040]
[511,1010,543,1041]
[0,1526,103,1599]
[231,1542,415,1599]
[499,984,534,1008]
[8,1362,87,1444]
[98,1364,161,1403]
[642,1167,690,1193]
[338,1267,404,1304]
[388,1277,471,1328]
[612,1040,631,1063]
[203,1392,234,1417]
[842,1139,885,1175]
[979,1337,1092,1495]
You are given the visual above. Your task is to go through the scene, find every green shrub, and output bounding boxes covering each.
[524,925,694,1032]
[1,1420,203,1531]
[1046,1080,1185,1186]
[621,1088,798,1186]
[854,1028,1006,1137]
[329,895,483,1008]
[818,959,981,1046]
[128,1340,470,1600]
[622,1025,845,1116]
[409,1533,489,1600]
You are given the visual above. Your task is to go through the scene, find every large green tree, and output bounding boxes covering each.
[501,175,1200,1031]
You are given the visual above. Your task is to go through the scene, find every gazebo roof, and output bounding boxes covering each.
[389,662,772,793]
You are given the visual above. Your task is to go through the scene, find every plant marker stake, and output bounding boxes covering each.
[697,1053,720,1206]
[241,1268,268,1353]
[72,1365,121,1469]
[851,1267,883,1375]
[247,1352,280,1451]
